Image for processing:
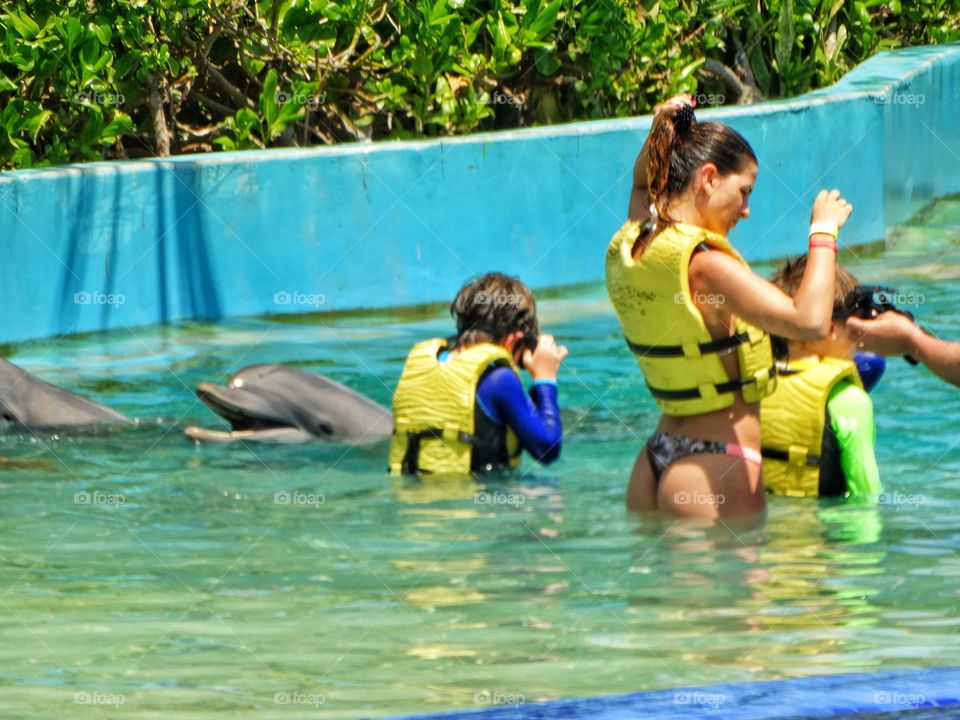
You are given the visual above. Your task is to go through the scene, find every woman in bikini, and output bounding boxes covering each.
[607,96,853,517]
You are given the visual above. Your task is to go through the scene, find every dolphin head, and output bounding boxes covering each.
[184,364,393,444]
[0,358,128,430]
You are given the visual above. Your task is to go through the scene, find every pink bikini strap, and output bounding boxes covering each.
[725,443,762,466]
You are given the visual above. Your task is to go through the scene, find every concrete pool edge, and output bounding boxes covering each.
[0,43,958,343]
[384,667,960,719]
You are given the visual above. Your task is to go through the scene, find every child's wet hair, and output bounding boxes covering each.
[450,273,538,347]
[769,255,859,360]
[770,254,859,319]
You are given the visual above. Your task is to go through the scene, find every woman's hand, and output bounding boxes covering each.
[653,94,694,118]
[522,334,568,382]
[810,188,853,229]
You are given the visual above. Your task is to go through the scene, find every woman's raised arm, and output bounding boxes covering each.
[690,189,853,340]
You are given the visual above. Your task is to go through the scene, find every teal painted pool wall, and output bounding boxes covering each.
[0,44,958,344]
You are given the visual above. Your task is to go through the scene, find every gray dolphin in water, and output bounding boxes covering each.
[0,358,129,429]
[184,364,393,444]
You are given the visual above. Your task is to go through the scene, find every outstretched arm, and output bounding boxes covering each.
[847,313,960,388]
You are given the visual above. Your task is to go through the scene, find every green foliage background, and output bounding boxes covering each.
[1,0,957,169]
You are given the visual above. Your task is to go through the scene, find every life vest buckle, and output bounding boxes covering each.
[681,341,701,358]
[752,367,774,387]
[697,383,719,401]
[787,445,809,468]
[442,425,461,442]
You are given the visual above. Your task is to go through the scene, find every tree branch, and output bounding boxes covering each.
[193,91,236,116]
[205,61,254,108]
[699,59,764,104]
[148,74,172,156]
[182,28,255,110]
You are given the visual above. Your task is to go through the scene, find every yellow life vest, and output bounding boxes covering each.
[760,357,863,497]
[388,339,521,476]
[605,220,776,416]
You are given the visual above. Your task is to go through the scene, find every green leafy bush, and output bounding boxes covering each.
[0,0,956,169]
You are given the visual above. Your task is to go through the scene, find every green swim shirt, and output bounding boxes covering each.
[826,381,881,496]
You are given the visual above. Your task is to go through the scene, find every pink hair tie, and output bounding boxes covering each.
[809,239,838,252]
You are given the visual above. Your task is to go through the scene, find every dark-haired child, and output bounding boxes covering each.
[388,273,567,476]
[761,256,881,498]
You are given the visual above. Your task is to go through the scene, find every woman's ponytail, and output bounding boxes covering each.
[646,111,679,223]
[643,103,755,231]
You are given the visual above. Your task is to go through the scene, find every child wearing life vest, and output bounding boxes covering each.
[761,256,881,498]
[388,273,567,476]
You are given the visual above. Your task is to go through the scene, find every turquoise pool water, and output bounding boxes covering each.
[2,199,960,718]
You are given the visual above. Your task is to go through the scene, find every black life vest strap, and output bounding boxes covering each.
[625,330,750,359]
[401,427,478,475]
[645,365,777,401]
[760,447,822,468]
[646,377,744,401]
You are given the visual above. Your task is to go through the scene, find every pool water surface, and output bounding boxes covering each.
[1,200,960,718]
